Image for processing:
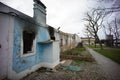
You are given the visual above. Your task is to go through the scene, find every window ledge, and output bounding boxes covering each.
[21,52,35,57]
[38,40,59,44]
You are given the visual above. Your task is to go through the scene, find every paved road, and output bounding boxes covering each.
[85,46,120,80]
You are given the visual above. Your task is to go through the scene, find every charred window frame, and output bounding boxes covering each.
[65,35,68,45]
[48,26,55,40]
[21,31,36,55]
[66,39,68,45]
[60,39,63,46]
[72,34,76,39]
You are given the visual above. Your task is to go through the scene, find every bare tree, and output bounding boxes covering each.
[86,0,120,48]
[84,25,92,46]
[111,17,120,47]
[84,9,106,49]
[103,17,120,47]
[103,22,112,35]
[103,22,114,47]
[96,0,120,13]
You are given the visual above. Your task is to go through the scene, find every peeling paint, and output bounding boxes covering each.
[13,16,59,73]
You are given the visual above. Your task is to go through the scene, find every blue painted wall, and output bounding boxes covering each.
[13,17,57,73]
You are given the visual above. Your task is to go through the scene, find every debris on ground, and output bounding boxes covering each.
[60,47,95,62]
[61,64,82,71]
[60,54,95,62]
[61,60,72,66]
[59,60,82,71]
[21,46,109,80]
[21,60,108,80]
[37,67,57,73]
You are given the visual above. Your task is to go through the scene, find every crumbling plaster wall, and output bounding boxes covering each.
[59,32,81,52]
[13,15,60,74]
[0,6,14,79]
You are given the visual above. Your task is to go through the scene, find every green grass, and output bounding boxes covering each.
[87,44,120,64]
[64,47,91,57]
[94,49,120,64]
[87,44,109,48]
[87,44,101,48]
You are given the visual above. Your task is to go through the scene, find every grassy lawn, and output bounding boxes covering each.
[87,44,109,49]
[94,49,120,64]
[87,44,120,64]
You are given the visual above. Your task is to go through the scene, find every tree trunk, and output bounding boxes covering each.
[88,37,91,46]
[115,38,118,47]
[97,35,103,50]
[94,39,97,48]
[99,40,103,50]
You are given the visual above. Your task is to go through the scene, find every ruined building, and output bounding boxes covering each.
[0,0,81,79]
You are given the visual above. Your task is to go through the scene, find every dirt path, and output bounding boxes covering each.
[85,46,120,80]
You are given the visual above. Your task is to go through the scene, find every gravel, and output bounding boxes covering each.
[21,61,108,80]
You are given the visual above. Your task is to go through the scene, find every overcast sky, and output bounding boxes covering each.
[0,0,114,38]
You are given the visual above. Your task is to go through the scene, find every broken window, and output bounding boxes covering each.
[72,35,75,39]
[23,31,35,54]
[48,26,55,40]
[60,39,63,46]
[66,39,68,45]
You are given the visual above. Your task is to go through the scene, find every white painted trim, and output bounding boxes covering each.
[7,16,14,80]
[20,31,36,57]
[10,60,59,80]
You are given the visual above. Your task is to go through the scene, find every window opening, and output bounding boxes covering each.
[48,26,55,40]
[23,31,35,54]
[60,39,63,46]
[66,39,68,45]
